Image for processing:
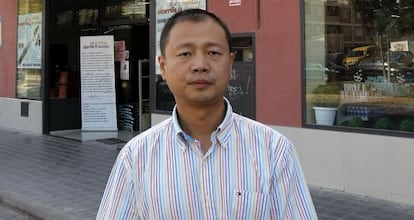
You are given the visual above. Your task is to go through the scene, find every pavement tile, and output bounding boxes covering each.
[1,126,414,219]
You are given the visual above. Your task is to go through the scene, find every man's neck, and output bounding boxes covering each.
[176,100,226,151]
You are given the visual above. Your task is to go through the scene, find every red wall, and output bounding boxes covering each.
[209,0,302,127]
[0,0,17,98]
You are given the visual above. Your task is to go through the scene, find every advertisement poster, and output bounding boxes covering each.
[17,13,42,69]
[390,41,409,51]
[80,35,118,131]
[120,60,130,80]
[155,0,206,75]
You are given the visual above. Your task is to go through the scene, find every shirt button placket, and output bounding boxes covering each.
[201,157,213,219]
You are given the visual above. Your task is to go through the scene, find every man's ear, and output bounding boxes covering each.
[229,52,235,80]
[157,55,166,80]
[230,52,235,61]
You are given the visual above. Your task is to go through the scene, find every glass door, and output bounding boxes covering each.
[46,0,149,132]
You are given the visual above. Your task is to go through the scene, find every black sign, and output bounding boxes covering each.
[225,62,255,119]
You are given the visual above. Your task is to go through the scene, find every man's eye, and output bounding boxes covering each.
[208,51,222,56]
[178,52,191,57]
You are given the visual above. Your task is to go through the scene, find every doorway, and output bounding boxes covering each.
[46,0,150,134]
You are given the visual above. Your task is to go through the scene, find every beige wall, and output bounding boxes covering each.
[152,113,414,205]
[0,98,42,134]
[273,126,414,205]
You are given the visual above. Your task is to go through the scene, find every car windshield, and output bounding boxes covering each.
[349,51,364,57]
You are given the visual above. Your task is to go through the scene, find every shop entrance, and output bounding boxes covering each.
[46,0,150,134]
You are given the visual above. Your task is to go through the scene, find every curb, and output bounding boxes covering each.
[0,191,80,220]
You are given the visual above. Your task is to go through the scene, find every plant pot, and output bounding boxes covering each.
[313,106,338,126]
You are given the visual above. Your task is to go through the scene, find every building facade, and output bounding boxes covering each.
[1,0,414,205]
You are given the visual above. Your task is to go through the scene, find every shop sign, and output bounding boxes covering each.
[122,1,147,17]
[229,0,241,6]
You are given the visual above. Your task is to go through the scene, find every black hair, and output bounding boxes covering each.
[159,8,232,56]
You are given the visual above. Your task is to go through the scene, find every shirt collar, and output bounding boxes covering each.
[172,97,234,151]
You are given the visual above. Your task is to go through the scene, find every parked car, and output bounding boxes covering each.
[352,55,414,83]
[326,60,353,81]
[343,45,378,67]
[394,67,414,84]
[306,62,348,82]
[386,51,413,66]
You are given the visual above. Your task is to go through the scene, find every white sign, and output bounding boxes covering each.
[390,41,409,51]
[229,0,241,6]
[155,0,206,75]
[80,35,118,131]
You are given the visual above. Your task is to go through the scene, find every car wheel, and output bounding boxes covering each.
[395,72,406,84]
[353,70,364,82]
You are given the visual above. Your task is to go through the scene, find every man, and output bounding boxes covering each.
[97,9,317,219]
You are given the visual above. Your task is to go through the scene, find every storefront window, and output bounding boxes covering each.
[304,0,414,133]
[16,0,42,99]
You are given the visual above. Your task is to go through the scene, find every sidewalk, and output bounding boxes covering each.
[0,126,414,220]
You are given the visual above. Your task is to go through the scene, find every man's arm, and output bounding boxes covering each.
[270,138,318,219]
[96,151,138,219]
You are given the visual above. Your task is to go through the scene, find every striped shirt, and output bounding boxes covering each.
[97,99,317,219]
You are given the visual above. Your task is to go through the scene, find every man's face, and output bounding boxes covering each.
[158,18,234,107]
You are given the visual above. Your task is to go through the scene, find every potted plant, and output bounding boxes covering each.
[374,117,393,130]
[399,119,414,132]
[311,84,341,125]
[347,116,366,127]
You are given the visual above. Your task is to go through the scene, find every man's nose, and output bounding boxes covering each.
[191,54,209,73]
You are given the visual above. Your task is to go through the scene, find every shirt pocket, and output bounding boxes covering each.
[231,190,269,220]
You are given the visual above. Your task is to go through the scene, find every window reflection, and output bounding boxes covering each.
[305,0,414,133]
[105,0,149,22]
[16,0,42,99]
